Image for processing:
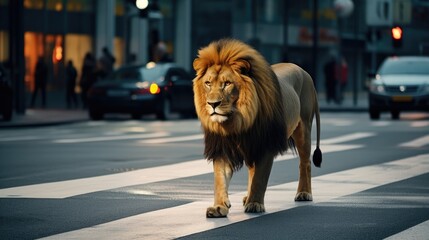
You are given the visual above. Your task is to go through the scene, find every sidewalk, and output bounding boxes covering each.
[0,90,89,128]
[0,91,368,129]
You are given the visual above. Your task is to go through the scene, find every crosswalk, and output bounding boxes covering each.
[37,154,428,240]
[1,117,429,239]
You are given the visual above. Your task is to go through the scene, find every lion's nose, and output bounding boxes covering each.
[207,101,221,109]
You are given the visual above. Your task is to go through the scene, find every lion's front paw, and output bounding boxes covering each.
[206,203,230,218]
[244,202,265,213]
[294,192,313,201]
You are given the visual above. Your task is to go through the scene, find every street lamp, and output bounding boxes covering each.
[135,0,149,10]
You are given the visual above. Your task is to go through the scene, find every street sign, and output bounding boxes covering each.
[366,0,411,26]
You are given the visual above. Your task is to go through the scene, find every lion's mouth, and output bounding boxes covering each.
[210,112,229,117]
[209,111,231,123]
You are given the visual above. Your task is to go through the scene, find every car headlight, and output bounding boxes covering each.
[370,84,385,93]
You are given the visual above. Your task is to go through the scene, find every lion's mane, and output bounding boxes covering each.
[193,39,291,171]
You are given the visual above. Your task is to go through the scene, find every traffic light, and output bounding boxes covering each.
[391,26,403,49]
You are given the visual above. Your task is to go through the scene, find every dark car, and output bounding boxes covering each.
[368,56,429,120]
[87,63,195,120]
[0,63,13,121]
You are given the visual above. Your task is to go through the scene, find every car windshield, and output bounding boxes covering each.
[108,68,141,81]
[379,59,429,75]
[139,66,166,82]
[107,65,167,82]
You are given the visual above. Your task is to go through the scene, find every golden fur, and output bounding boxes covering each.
[193,39,322,218]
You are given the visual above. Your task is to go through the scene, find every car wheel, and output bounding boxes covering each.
[369,109,380,120]
[89,108,103,120]
[391,110,400,120]
[157,98,171,120]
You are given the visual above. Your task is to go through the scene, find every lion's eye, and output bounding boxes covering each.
[205,81,211,87]
[224,81,232,87]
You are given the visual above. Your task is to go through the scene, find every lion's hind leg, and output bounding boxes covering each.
[292,121,313,201]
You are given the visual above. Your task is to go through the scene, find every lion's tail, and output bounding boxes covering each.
[312,93,322,168]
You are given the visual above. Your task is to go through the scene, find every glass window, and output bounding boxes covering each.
[67,0,94,12]
[65,34,93,91]
[47,0,63,11]
[380,59,429,75]
[0,31,8,62]
[24,0,44,9]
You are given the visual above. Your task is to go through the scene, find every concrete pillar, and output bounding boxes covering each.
[129,17,149,65]
[174,0,192,71]
[96,0,115,58]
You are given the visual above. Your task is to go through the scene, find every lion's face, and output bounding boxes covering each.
[193,63,259,136]
[203,65,238,123]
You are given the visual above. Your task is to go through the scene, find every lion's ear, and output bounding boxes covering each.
[233,58,251,76]
[193,58,207,77]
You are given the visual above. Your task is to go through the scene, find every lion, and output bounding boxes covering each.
[193,39,322,218]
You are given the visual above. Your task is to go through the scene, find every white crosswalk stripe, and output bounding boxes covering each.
[40,154,429,240]
[399,135,429,148]
[0,143,361,199]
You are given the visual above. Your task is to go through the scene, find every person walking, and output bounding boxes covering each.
[323,56,338,104]
[80,53,96,109]
[31,56,48,108]
[65,60,78,108]
[336,57,348,104]
[97,47,116,79]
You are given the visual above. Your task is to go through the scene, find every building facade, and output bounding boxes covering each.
[1,0,429,113]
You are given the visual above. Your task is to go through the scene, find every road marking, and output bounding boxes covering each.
[0,136,43,142]
[321,132,375,145]
[323,118,354,126]
[0,144,360,199]
[53,132,170,143]
[384,219,429,240]
[138,134,204,144]
[410,121,429,128]
[399,135,429,148]
[40,154,429,240]
[371,121,391,127]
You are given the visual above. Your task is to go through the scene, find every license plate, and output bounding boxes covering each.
[392,96,413,102]
[107,90,129,97]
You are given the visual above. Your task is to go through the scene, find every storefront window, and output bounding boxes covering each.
[65,34,93,91]
[24,0,44,9]
[24,32,44,91]
[115,0,124,16]
[0,31,8,62]
[47,0,63,11]
[67,0,94,12]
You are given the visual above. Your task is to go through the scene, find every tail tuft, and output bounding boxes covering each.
[312,147,322,168]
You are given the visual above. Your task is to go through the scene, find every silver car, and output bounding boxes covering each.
[368,56,429,120]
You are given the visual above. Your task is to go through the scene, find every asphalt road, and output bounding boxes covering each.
[0,112,428,240]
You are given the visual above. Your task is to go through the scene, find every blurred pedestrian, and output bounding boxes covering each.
[31,56,48,108]
[97,47,116,79]
[336,57,348,104]
[80,52,96,109]
[65,60,78,109]
[153,41,173,63]
[323,56,338,104]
